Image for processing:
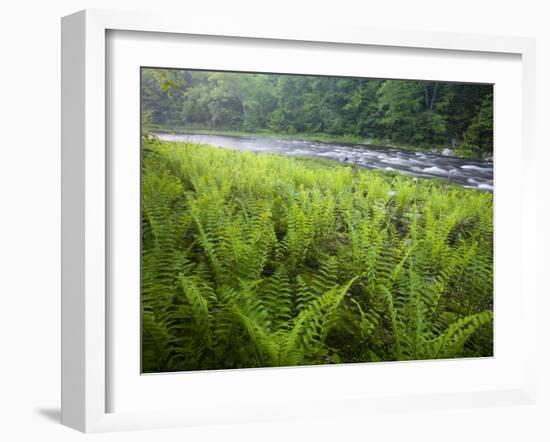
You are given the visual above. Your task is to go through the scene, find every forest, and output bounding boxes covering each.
[142,68,493,159]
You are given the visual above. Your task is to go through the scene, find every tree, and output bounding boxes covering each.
[377,80,423,143]
[459,92,493,158]
[141,69,494,159]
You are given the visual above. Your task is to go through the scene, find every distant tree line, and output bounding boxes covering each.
[141,68,493,158]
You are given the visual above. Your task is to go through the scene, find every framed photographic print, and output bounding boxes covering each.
[61,9,538,432]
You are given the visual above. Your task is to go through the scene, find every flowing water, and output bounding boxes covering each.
[155,132,494,191]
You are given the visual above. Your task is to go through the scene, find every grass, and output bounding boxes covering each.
[146,124,368,145]
[141,137,493,373]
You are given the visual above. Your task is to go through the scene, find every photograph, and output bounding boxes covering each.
[140,68,494,373]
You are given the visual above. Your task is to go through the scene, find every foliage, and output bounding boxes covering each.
[142,69,494,158]
[141,138,493,372]
[457,92,494,159]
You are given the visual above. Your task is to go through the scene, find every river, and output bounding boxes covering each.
[155,132,494,191]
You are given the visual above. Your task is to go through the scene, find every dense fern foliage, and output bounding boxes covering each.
[141,137,493,372]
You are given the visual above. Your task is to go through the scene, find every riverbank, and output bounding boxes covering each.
[145,125,366,145]
[152,132,494,191]
[145,125,487,159]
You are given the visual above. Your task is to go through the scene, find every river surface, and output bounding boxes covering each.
[155,132,494,191]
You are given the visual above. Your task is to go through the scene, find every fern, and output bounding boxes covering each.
[141,138,494,371]
[280,276,361,365]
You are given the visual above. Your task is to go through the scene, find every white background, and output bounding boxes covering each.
[0,0,548,441]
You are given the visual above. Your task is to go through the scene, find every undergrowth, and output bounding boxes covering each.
[141,136,493,372]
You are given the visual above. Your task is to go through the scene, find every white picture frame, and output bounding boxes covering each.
[61,9,538,433]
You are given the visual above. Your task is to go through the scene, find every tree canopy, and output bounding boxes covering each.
[142,68,493,159]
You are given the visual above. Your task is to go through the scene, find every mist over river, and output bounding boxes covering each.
[155,132,494,191]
